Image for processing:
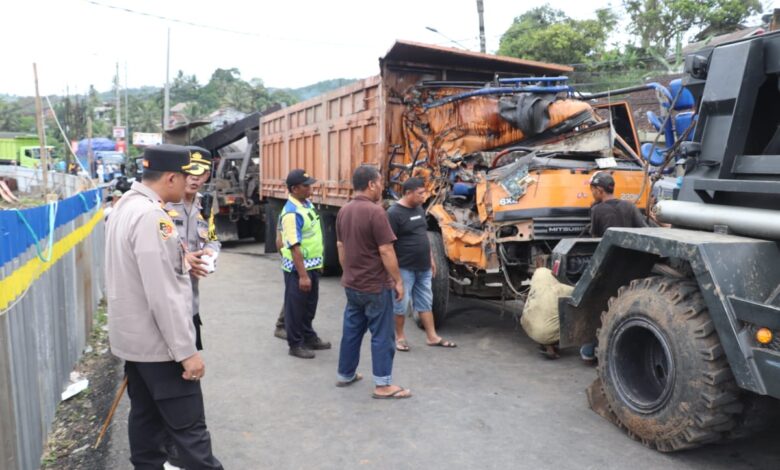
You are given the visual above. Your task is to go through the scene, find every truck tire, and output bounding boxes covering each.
[596,276,741,452]
[321,212,341,277]
[724,393,780,441]
[251,218,265,243]
[427,231,450,328]
[264,203,278,254]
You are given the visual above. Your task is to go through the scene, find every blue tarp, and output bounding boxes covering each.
[0,188,102,268]
[76,138,115,158]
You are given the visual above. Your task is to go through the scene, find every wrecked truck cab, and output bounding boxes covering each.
[404,79,650,324]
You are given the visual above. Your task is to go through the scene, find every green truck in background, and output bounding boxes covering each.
[0,133,53,168]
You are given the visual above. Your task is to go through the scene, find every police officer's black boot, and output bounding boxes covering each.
[289,346,315,359]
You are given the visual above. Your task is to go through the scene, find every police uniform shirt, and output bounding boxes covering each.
[165,194,220,315]
[105,181,196,362]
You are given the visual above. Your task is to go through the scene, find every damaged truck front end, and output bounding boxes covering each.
[393,77,649,323]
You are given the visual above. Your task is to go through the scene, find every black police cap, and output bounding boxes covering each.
[142,144,196,174]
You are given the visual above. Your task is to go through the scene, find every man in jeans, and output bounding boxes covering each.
[335,166,411,399]
[388,177,456,351]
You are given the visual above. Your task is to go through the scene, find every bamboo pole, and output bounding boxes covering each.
[94,376,128,449]
[33,63,48,195]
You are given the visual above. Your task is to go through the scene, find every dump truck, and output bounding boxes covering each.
[259,40,651,318]
[0,133,51,168]
[553,31,780,451]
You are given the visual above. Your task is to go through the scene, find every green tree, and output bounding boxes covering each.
[498,5,618,65]
[129,96,161,133]
[0,100,24,131]
[623,0,762,58]
[171,71,201,104]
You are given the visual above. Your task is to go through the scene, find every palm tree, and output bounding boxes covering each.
[131,98,162,133]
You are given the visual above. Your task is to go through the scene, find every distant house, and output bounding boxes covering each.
[592,26,766,138]
[169,102,190,129]
[681,26,765,57]
[208,107,246,130]
[591,74,682,137]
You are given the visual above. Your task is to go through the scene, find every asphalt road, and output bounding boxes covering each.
[107,242,780,470]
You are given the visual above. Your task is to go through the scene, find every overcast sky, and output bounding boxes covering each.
[0,0,772,97]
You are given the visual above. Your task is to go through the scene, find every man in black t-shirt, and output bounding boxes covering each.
[580,172,648,363]
[387,177,456,352]
[589,172,648,237]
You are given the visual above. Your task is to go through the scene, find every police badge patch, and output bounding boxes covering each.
[159,218,175,240]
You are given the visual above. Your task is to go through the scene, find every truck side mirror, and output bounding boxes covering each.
[685,54,709,80]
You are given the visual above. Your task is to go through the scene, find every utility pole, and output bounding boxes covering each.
[115,62,121,127]
[163,27,171,134]
[125,62,130,155]
[87,117,94,180]
[33,63,49,195]
[476,0,486,53]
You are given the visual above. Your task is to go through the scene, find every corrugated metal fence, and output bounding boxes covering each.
[0,184,104,470]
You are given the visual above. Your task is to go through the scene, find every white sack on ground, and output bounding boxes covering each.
[520,267,574,345]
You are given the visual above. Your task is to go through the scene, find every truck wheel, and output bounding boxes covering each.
[251,218,265,243]
[596,276,740,452]
[428,231,450,328]
[264,203,278,254]
[321,212,341,277]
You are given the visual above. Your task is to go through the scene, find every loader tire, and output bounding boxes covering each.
[264,203,279,254]
[596,276,741,452]
[428,231,450,329]
[724,393,780,441]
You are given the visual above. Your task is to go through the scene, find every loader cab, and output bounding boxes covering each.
[676,35,780,210]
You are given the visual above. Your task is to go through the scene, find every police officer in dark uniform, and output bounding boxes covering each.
[105,144,222,469]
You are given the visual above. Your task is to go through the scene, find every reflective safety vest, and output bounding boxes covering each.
[280,200,324,272]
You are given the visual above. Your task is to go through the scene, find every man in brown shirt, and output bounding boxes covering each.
[335,166,411,399]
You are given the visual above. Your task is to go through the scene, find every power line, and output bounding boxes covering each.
[82,0,370,48]
[85,0,486,51]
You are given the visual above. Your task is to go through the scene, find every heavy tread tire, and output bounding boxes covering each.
[251,218,265,243]
[596,276,741,452]
[428,231,450,328]
[724,393,780,441]
[263,203,279,254]
[320,212,341,277]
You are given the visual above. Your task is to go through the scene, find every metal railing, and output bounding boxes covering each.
[0,175,104,470]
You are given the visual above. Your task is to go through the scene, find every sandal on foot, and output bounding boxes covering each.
[372,387,412,399]
[336,373,363,388]
[538,344,560,360]
[427,338,456,348]
[396,339,410,352]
